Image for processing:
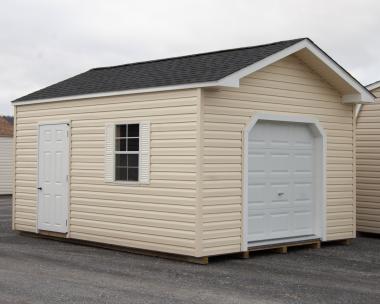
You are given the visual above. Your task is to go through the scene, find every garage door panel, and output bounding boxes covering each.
[248,184,266,208]
[294,182,312,202]
[270,212,291,234]
[270,152,291,172]
[294,210,314,234]
[248,213,266,240]
[248,121,316,243]
[269,183,291,208]
[294,153,313,171]
[248,153,266,171]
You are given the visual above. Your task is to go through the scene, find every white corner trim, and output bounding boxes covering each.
[241,113,327,251]
[355,104,362,119]
[13,39,374,106]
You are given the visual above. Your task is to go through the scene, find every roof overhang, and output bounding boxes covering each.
[219,39,375,104]
[13,39,375,106]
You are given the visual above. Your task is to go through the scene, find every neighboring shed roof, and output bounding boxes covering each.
[367,80,380,91]
[0,116,14,137]
[13,38,375,104]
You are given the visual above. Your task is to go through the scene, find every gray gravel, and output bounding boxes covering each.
[1,195,379,304]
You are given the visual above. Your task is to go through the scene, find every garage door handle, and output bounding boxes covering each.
[37,187,42,190]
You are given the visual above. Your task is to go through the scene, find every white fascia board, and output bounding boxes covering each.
[219,39,375,104]
[14,39,374,106]
[12,81,221,106]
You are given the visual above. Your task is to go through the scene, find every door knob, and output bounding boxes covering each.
[37,187,42,190]
[278,192,284,196]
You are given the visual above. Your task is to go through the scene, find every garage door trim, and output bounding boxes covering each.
[242,113,326,251]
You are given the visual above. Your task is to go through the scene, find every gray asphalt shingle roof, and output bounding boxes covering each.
[14,38,306,102]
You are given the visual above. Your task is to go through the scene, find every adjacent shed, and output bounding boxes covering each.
[356,81,380,234]
[0,116,13,195]
[12,38,374,260]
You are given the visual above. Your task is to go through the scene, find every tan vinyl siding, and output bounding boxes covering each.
[356,87,380,233]
[14,89,199,256]
[201,55,355,255]
[0,137,13,194]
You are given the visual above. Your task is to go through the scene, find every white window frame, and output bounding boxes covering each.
[114,123,140,183]
[105,121,150,185]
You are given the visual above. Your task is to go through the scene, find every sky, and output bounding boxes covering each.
[1,0,380,115]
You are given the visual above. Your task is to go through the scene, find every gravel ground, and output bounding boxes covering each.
[0,195,379,304]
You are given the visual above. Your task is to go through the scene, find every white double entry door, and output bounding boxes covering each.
[37,123,69,233]
[247,120,318,243]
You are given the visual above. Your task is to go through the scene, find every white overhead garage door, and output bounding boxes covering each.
[247,120,316,243]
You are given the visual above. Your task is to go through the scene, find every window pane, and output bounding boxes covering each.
[128,168,138,181]
[128,154,138,167]
[116,154,127,166]
[116,125,127,137]
[127,138,139,151]
[128,124,139,137]
[115,139,126,151]
[115,167,127,180]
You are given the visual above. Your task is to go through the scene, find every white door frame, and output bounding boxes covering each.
[241,113,326,251]
[36,121,70,234]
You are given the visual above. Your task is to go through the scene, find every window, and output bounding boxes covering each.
[115,124,139,181]
[105,121,150,184]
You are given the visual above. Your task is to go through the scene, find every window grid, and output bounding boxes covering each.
[115,124,139,182]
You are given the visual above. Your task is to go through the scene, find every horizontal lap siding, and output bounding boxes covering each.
[201,55,354,255]
[0,137,13,194]
[356,87,380,233]
[14,89,199,256]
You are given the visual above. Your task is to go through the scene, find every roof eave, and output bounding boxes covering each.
[218,39,375,105]
[13,39,374,106]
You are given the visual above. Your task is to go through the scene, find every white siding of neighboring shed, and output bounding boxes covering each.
[14,89,200,256]
[0,137,13,195]
[201,55,355,256]
[356,87,380,234]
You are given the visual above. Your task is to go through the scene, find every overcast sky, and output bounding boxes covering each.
[1,0,379,115]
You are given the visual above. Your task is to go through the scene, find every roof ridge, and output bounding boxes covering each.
[91,38,307,71]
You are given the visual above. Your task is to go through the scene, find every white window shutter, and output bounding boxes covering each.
[104,123,115,182]
[139,121,150,184]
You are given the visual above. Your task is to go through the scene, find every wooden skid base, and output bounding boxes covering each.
[234,251,250,259]
[249,239,321,255]
[19,231,209,265]
[336,238,353,246]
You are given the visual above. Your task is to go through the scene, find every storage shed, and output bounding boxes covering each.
[12,38,375,261]
[0,116,13,195]
[356,81,380,234]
